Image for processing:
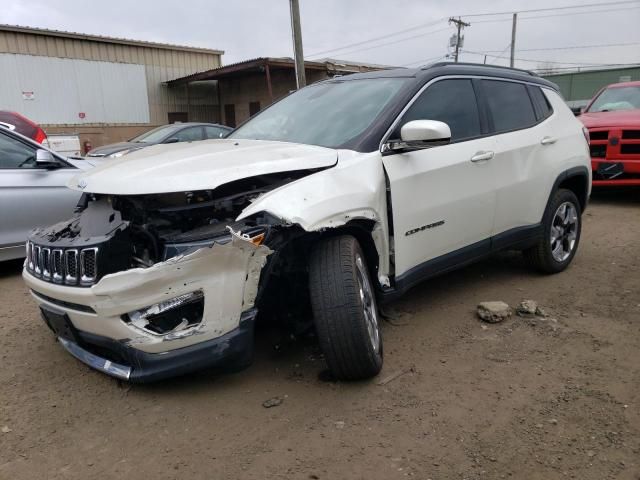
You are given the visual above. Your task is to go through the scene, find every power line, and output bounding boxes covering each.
[463,50,634,66]
[474,41,640,54]
[456,0,640,17]
[306,18,445,58]
[471,4,640,23]
[305,0,640,65]
[310,27,450,59]
[400,54,448,67]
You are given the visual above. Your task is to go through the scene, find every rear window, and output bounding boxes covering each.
[482,80,537,133]
[529,86,554,120]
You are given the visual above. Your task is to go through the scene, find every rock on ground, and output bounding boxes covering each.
[516,299,538,316]
[477,301,512,323]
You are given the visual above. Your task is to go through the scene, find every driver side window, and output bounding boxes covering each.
[394,79,482,142]
[0,132,38,169]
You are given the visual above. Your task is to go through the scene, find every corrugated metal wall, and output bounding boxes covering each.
[543,67,640,103]
[0,53,150,124]
[0,28,221,126]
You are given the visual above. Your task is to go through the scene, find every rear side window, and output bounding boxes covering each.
[482,80,537,133]
[397,79,482,141]
[171,126,203,142]
[529,86,554,120]
[204,126,228,139]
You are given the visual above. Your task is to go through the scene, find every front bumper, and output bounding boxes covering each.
[43,308,256,382]
[23,234,271,381]
[591,159,640,186]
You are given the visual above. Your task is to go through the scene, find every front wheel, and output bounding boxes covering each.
[309,235,383,380]
[523,188,582,273]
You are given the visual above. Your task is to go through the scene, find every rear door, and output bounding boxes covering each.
[479,79,557,237]
[0,131,80,251]
[382,78,497,279]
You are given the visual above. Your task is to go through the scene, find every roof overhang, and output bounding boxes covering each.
[0,24,224,55]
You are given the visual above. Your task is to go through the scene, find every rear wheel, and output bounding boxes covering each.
[309,235,383,380]
[523,188,582,273]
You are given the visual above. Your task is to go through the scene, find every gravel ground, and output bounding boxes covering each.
[1,190,639,480]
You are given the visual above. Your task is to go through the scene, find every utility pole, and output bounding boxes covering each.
[448,17,470,62]
[289,0,306,89]
[510,13,518,68]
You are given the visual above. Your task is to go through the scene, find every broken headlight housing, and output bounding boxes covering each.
[162,226,267,260]
[124,290,204,335]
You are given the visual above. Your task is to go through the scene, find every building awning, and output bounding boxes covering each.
[167,57,394,86]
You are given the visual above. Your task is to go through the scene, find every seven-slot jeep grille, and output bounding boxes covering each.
[26,241,99,286]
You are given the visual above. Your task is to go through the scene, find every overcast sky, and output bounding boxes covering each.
[3,0,640,71]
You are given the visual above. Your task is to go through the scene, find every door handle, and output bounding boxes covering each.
[541,136,557,145]
[470,151,494,162]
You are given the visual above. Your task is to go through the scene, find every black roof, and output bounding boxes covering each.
[332,61,559,91]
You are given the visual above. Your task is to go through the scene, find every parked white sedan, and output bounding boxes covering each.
[0,127,100,261]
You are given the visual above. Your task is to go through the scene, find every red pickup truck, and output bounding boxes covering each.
[579,80,640,186]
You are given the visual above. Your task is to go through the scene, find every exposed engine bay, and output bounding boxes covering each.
[27,171,320,281]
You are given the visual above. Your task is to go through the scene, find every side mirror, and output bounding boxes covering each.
[383,120,451,154]
[165,137,180,144]
[35,149,62,169]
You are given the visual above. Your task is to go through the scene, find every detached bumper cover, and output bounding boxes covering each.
[49,309,256,383]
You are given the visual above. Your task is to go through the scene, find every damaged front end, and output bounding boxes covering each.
[22,174,310,382]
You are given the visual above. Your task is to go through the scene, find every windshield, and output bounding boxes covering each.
[229,78,408,148]
[587,86,640,112]
[131,124,183,143]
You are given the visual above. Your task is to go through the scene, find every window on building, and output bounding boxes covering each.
[168,112,188,124]
[396,79,482,141]
[482,80,537,133]
[0,131,38,169]
[224,104,236,128]
[249,102,261,117]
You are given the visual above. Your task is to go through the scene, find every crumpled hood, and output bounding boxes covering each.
[579,109,640,129]
[69,139,338,195]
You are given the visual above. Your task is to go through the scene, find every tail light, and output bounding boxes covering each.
[34,127,47,144]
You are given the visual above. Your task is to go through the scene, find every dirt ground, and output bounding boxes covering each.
[0,190,638,480]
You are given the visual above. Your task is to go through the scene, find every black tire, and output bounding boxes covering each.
[309,235,383,380]
[523,188,582,273]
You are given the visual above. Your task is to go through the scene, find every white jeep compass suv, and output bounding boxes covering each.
[23,62,591,382]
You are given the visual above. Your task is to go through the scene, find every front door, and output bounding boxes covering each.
[382,78,497,279]
[0,131,80,252]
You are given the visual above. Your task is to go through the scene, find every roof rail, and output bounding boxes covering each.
[423,61,538,77]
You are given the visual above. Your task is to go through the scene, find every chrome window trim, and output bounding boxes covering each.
[379,74,554,153]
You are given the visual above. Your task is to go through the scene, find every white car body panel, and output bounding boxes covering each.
[490,89,591,235]
[69,139,338,195]
[238,149,391,283]
[382,135,498,277]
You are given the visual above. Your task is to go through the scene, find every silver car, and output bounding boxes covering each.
[0,127,99,261]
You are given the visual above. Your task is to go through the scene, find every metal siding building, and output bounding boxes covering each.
[0,25,223,148]
[542,66,640,108]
